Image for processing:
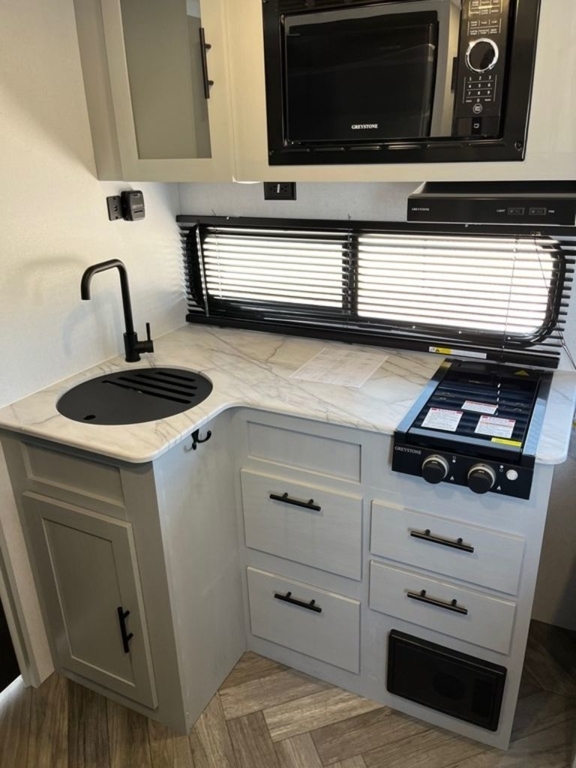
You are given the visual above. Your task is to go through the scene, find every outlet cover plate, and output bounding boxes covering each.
[264,182,297,201]
[107,195,122,221]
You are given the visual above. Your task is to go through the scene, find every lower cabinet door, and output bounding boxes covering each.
[247,567,360,673]
[22,492,157,708]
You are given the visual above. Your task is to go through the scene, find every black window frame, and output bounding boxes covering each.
[178,215,574,369]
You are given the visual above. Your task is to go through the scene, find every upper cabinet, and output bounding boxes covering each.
[75,0,576,183]
[74,0,234,181]
[227,0,576,182]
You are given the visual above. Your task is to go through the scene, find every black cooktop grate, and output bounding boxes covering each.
[411,366,541,448]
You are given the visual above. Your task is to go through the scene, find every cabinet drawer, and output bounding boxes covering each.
[371,502,524,595]
[247,567,360,673]
[369,561,516,655]
[246,419,361,482]
[241,469,363,580]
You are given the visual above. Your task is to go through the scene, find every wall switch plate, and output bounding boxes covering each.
[264,182,297,201]
[107,195,122,221]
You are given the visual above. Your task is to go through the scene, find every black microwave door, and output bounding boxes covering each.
[284,10,440,144]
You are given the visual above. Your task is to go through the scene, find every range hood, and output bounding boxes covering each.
[407,182,576,226]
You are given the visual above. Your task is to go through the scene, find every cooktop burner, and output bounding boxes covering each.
[392,360,552,499]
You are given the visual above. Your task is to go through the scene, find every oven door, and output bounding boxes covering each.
[282,1,460,145]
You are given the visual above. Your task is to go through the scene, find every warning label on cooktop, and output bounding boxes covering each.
[475,415,516,439]
[422,408,463,432]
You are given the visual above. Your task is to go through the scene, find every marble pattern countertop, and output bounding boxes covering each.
[0,325,575,465]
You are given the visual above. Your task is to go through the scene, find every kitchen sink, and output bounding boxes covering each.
[57,368,213,425]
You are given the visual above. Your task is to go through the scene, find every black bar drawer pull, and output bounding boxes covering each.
[274,591,322,613]
[410,528,475,553]
[199,27,214,99]
[269,492,321,512]
[407,589,468,615]
[117,606,134,653]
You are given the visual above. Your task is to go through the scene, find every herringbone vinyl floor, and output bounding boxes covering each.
[0,620,574,768]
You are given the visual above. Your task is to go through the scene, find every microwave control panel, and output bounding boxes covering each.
[453,0,512,137]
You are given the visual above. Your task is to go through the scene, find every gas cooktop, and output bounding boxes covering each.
[392,360,552,499]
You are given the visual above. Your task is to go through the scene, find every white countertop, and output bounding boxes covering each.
[0,325,574,465]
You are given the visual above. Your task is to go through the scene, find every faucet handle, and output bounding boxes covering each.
[144,322,154,354]
[134,322,154,355]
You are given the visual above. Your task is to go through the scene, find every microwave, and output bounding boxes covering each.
[262,0,541,165]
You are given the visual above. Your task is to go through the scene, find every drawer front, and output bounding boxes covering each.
[371,502,524,595]
[369,561,516,655]
[246,419,361,482]
[22,443,124,508]
[247,567,360,673]
[241,469,363,580]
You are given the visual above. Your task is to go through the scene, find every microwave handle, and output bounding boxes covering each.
[450,56,459,93]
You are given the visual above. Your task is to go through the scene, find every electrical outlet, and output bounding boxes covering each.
[264,182,297,201]
[107,195,122,221]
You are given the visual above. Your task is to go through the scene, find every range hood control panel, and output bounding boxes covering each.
[408,182,576,226]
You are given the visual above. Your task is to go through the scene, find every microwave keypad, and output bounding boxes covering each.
[464,74,496,106]
[469,20,502,35]
[453,0,511,136]
[470,0,502,12]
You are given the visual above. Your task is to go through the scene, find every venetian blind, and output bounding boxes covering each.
[179,217,574,368]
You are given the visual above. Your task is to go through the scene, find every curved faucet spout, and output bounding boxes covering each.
[81,259,135,336]
[80,259,153,363]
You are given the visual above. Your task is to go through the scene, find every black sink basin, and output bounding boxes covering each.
[57,368,213,425]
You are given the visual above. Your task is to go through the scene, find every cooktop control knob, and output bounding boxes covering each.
[467,464,497,494]
[421,455,449,485]
[466,38,499,73]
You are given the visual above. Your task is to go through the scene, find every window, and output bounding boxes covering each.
[202,227,347,310]
[356,233,556,335]
[179,217,573,368]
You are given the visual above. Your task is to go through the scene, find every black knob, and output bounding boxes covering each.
[466,38,499,73]
[421,455,449,485]
[467,464,496,494]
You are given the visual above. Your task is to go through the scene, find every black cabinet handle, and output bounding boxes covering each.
[117,606,134,653]
[199,27,214,99]
[410,528,474,553]
[269,492,321,512]
[407,589,468,615]
[274,591,322,613]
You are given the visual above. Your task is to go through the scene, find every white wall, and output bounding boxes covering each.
[180,180,576,630]
[178,181,418,222]
[0,0,186,681]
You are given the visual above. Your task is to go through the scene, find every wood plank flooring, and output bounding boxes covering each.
[0,621,574,768]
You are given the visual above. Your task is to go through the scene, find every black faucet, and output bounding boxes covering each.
[81,259,154,363]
